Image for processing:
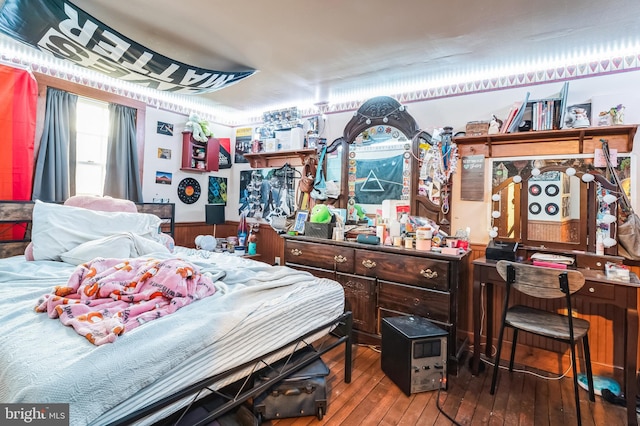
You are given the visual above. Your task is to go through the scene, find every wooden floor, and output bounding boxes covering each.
[268,342,631,426]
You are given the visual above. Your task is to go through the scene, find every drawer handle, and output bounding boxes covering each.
[589,287,595,293]
[362,259,377,269]
[290,248,302,256]
[420,268,438,279]
[334,255,347,263]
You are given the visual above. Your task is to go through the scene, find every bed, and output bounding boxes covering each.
[0,199,352,426]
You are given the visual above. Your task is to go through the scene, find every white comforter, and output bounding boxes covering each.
[0,248,344,426]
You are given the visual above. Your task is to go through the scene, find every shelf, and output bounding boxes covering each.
[243,148,317,168]
[181,132,219,172]
[180,167,207,173]
[454,125,637,158]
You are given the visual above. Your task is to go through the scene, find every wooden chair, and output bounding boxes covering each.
[490,260,595,425]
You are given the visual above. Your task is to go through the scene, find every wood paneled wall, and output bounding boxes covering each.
[175,221,285,265]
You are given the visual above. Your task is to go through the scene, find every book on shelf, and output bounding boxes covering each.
[500,102,521,133]
[507,92,530,133]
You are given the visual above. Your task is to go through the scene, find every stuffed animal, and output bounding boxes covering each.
[310,204,332,223]
[185,113,214,142]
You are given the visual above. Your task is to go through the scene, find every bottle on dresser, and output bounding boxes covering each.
[237,213,248,247]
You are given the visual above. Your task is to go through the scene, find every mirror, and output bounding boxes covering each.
[346,125,412,214]
[491,156,628,254]
[327,96,419,218]
[525,170,583,246]
[326,96,451,233]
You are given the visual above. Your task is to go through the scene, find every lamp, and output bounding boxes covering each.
[206,204,226,240]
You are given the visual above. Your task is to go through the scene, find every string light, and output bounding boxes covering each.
[581,173,595,182]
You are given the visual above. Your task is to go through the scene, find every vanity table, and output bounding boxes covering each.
[283,235,470,372]
[471,257,640,426]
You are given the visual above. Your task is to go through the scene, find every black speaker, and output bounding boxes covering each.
[381,316,448,395]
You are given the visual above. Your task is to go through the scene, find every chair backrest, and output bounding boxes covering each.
[496,260,585,299]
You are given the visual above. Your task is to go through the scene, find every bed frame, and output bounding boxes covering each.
[0,200,352,425]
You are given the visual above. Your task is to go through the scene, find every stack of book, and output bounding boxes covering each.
[500,82,569,133]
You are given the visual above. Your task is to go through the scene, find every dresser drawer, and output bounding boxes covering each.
[284,240,354,273]
[354,250,450,291]
[378,281,450,325]
[338,273,377,334]
[577,281,615,301]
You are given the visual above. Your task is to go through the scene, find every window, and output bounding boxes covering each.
[76,97,109,196]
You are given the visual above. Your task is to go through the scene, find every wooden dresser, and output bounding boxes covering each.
[283,235,470,372]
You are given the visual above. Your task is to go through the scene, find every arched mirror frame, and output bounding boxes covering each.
[492,165,620,255]
[326,96,451,234]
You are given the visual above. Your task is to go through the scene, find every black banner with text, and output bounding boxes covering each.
[0,0,255,94]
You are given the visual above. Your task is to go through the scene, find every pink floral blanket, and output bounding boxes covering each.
[36,257,217,345]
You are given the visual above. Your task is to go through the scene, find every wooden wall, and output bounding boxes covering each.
[175,221,285,265]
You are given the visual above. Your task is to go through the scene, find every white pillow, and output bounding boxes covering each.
[60,232,170,265]
[32,201,163,261]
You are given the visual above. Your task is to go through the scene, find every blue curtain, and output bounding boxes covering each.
[31,87,77,202]
[104,103,142,202]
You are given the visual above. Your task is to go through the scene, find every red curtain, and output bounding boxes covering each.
[0,64,37,239]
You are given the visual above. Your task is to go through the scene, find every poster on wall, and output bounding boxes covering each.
[155,171,172,185]
[238,168,296,221]
[218,137,232,169]
[235,128,252,164]
[157,148,171,159]
[156,121,173,136]
[0,0,255,95]
[208,176,228,204]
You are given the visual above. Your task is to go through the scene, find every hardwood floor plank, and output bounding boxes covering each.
[433,366,472,425]
[455,363,484,424]
[518,372,536,425]
[547,376,564,425]
[502,369,525,425]
[340,370,391,425]
[471,365,497,425]
[319,347,384,426]
[359,376,401,425]
[378,382,414,426]
[559,374,580,426]
[534,374,550,425]
[397,390,435,425]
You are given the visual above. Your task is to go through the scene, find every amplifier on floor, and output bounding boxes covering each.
[381,315,448,395]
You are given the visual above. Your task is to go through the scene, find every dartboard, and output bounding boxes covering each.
[177,178,201,204]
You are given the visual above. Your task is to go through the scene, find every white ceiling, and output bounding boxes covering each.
[9,1,640,115]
